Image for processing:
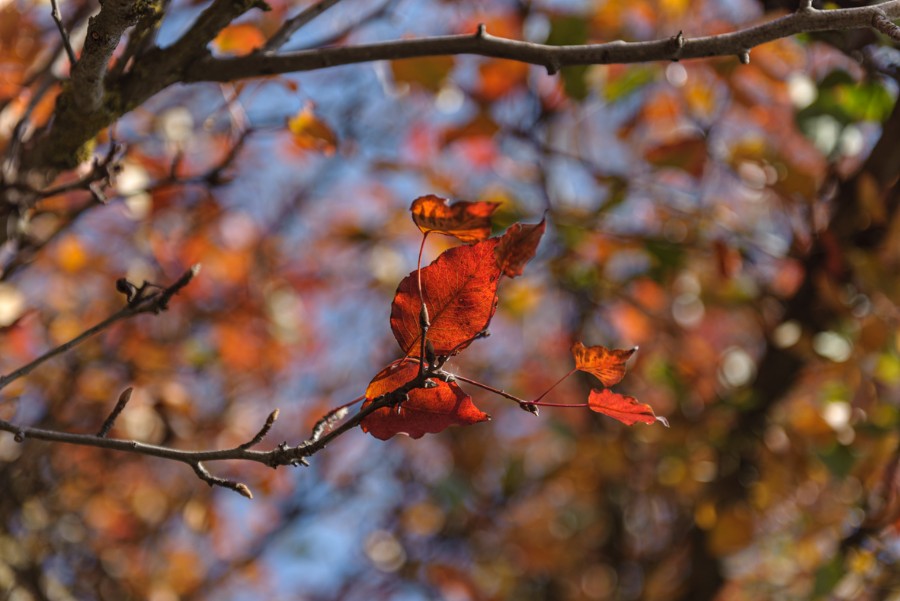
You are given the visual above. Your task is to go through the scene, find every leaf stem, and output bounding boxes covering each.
[529,401,590,408]
[416,231,428,306]
[417,232,429,376]
[532,368,577,402]
[452,373,528,405]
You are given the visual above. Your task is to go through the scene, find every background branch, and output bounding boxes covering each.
[0,265,199,391]
[264,0,346,52]
[48,0,76,67]
[0,359,444,497]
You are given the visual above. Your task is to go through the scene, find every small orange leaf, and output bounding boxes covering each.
[495,218,546,277]
[361,359,490,440]
[213,23,265,56]
[479,59,529,100]
[391,56,455,92]
[441,111,499,145]
[287,105,337,155]
[410,195,499,243]
[572,342,636,387]
[588,388,668,426]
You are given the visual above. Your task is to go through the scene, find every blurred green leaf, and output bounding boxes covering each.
[812,554,844,599]
[798,71,894,126]
[818,443,856,479]
[604,67,656,103]
[644,239,685,280]
[546,15,590,100]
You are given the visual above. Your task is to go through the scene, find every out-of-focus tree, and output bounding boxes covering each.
[1,0,900,599]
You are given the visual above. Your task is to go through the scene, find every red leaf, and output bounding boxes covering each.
[361,359,490,440]
[391,240,501,356]
[588,388,668,427]
[572,342,636,387]
[410,195,499,243]
[494,218,546,278]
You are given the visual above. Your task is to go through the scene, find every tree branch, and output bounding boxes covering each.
[70,0,143,112]
[0,358,446,497]
[0,377,406,497]
[186,2,900,82]
[0,265,199,391]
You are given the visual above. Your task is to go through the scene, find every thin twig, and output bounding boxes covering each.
[290,0,395,51]
[97,387,133,437]
[873,12,900,40]
[193,462,254,498]
[309,402,355,442]
[239,409,280,449]
[0,265,199,391]
[155,264,201,310]
[264,0,346,52]
[3,75,60,175]
[12,141,121,199]
[49,0,77,67]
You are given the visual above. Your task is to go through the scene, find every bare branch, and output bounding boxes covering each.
[109,0,170,78]
[291,0,395,51]
[0,360,438,497]
[0,265,199,391]
[239,409,280,449]
[192,462,253,499]
[49,0,77,67]
[97,388,133,437]
[264,0,346,52]
[155,263,201,310]
[309,404,352,442]
[185,1,900,82]
[159,0,270,65]
[16,141,122,199]
[873,12,900,40]
[0,391,397,497]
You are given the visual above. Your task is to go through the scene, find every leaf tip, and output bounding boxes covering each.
[656,416,670,428]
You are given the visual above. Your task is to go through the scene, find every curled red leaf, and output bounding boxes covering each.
[588,388,668,427]
[410,195,499,243]
[572,342,636,387]
[391,240,501,356]
[361,359,490,440]
[494,218,546,278]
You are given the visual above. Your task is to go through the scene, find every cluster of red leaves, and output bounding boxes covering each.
[361,195,666,440]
